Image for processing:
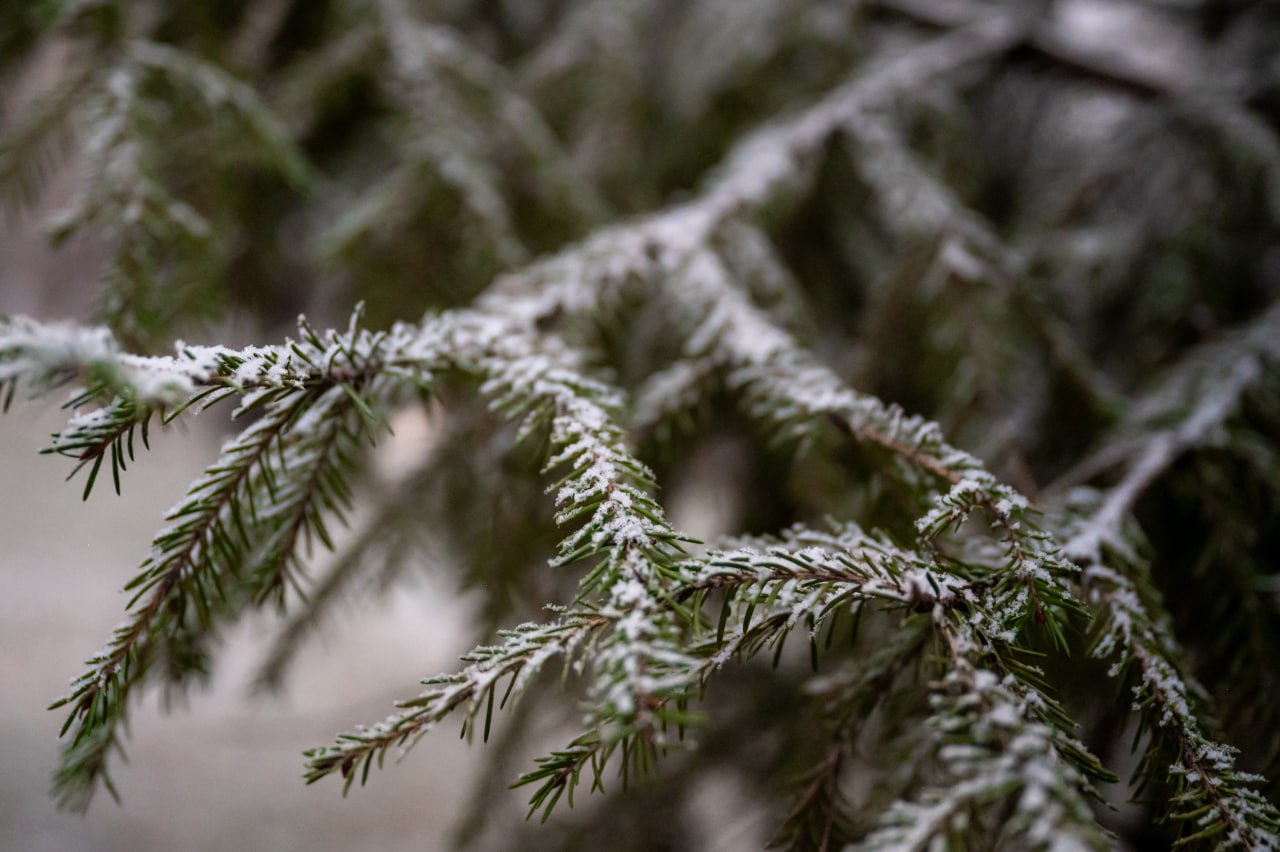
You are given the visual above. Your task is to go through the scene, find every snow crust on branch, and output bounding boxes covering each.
[7,8,1279,847]
[856,619,1109,851]
[1061,301,1280,566]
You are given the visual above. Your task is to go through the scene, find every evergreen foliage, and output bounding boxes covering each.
[3,0,1280,848]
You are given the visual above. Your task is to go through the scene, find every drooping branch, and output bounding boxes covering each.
[854,610,1110,851]
[1082,565,1280,849]
[1057,300,1280,565]
[40,311,419,809]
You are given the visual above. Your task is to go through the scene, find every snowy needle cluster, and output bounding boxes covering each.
[3,0,1280,849]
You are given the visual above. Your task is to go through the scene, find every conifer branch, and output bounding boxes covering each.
[299,26,1124,812]
[2,312,408,496]
[1083,565,1280,848]
[33,309,413,808]
[48,388,311,811]
[305,301,689,791]
[854,610,1110,851]
[481,15,1020,322]
[1058,300,1280,561]
[304,612,611,792]
[666,251,1084,652]
[321,0,603,275]
[511,516,1107,824]
[4,3,1279,847]
[35,38,308,347]
[1045,303,1280,847]
[772,619,929,851]
[676,244,1280,846]
[251,433,445,692]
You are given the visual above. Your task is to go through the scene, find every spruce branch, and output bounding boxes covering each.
[45,397,156,500]
[124,41,310,187]
[299,21,1111,818]
[479,15,1020,325]
[305,303,692,793]
[48,387,311,811]
[0,315,172,403]
[678,243,1278,845]
[374,0,604,223]
[516,519,1103,825]
[304,612,611,793]
[2,310,408,497]
[321,0,603,279]
[36,38,309,348]
[251,423,449,692]
[36,308,413,809]
[855,621,1116,844]
[666,251,1085,652]
[835,96,1122,440]
[661,523,1107,846]
[367,0,523,268]
[854,611,1110,851]
[506,528,964,827]
[874,0,1192,97]
[3,3,1278,846]
[1082,564,1280,849]
[1048,302,1280,847]
[1056,300,1280,560]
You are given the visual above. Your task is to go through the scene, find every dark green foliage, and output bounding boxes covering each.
[2,0,1280,848]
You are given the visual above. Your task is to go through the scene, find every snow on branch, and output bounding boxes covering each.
[296,25,1115,818]
[304,612,611,793]
[480,15,1020,323]
[855,613,1110,851]
[13,286,693,807]
[8,6,1277,845]
[665,223,1280,849]
[335,514,1101,822]
[1083,563,1280,848]
[1060,300,1280,567]
[1029,301,1280,849]
[662,250,1086,650]
[305,302,695,791]
[42,308,425,809]
[0,310,414,406]
[1,310,416,497]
